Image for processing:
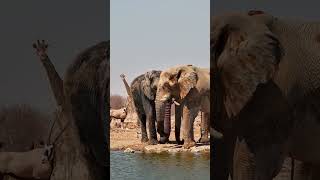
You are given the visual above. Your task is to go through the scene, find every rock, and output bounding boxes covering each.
[190,145,210,153]
[124,148,135,153]
[167,147,184,153]
[144,145,168,153]
[143,144,209,153]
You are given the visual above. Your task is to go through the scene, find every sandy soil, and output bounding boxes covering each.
[110,113,209,152]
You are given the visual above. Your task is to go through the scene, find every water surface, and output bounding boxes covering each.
[111,151,210,180]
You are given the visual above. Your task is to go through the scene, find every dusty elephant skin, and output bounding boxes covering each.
[211,10,320,180]
[156,65,210,149]
[0,145,53,179]
[127,71,162,145]
[33,40,109,180]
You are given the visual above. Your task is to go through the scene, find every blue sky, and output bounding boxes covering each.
[111,0,210,96]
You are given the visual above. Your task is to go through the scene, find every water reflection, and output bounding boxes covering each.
[111,151,210,180]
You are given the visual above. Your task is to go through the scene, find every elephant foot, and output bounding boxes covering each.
[148,138,158,145]
[183,140,196,149]
[159,136,169,144]
[141,137,149,143]
[197,137,210,143]
[176,139,184,145]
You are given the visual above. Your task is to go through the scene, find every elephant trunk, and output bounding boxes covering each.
[164,102,171,137]
[155,96,171,144]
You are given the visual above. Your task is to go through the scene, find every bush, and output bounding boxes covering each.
[110,94,126,109]
[0,104,51,151]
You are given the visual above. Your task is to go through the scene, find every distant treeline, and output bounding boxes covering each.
[110,94,126,109]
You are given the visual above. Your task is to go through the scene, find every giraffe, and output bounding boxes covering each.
[33,40,108,180]
[120,74,140,136]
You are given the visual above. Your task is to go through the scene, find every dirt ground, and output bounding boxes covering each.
[110,112,209,152]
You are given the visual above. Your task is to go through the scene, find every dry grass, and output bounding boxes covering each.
[110,94,126,109]
[0,104,51,151]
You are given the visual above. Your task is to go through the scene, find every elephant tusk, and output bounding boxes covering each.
[173,100,180,106]
[172,98,180,106]
[211,128,223,139]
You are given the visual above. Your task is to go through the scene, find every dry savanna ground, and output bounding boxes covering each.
[110,112,209,153]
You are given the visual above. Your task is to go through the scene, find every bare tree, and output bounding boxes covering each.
[0,104,50,152]
[110,94,126,109]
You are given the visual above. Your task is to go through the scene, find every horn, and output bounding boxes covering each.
[172,98,180,106]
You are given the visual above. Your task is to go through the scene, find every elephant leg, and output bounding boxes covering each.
[254,146,286,180]
[233,138,256,180]
[234,138,286,180]
[233,140,287,180]
[198,112,210,143]
[175,104,183,145]
[182,104,199,149]
[289,161,313,180]
[138,113,148,143]
[146,110,158,145]
[211,131,236,180]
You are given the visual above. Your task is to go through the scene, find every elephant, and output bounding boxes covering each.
[211,10,320,180]
[127,70,171,145]
[155,65,210,149]
[0,144,53,179]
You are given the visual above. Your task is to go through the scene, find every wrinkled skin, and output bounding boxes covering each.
[130,71,162,145]
[0,145,53,179]
[211,10,320,179]
[156,65,210,148]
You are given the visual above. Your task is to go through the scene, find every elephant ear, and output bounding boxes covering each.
[212,14,282,118]
[142,71,155,100]
[64,41,109,170]
[177,67,198,99]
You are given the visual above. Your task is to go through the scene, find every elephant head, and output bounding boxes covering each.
[141,70,161,100]
[156,65,198,102]
[210,11,284,180]
[155,65,200,143]
[211,11,283,119]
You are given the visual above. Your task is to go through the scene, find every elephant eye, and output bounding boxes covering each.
[163,82,171,89]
